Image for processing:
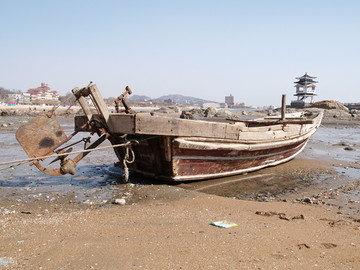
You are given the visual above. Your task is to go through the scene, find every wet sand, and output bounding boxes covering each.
[0,115,360,269]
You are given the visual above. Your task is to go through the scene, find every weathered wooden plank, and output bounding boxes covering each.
[88,84,110,123]
[75,113,313,142]
[134,114,240,139]
[73,84,113,130]
[72,93,93,121]
[108,114,136,134]
[103,114,241,139]
[75,114,135,134]
[236,119,313,125]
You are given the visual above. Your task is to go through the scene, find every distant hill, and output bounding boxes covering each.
[129,95,152,101]
[156,94,213,105]
[130,93,215,105]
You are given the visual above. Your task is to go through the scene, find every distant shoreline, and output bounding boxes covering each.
[1,104,360,123]
[0,104,160,114]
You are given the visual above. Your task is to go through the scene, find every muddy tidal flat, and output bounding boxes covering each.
[0,114,359,269]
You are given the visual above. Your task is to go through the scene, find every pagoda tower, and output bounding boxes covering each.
[290,73,318,108]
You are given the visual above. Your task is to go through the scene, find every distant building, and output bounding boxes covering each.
[26,83,59,105]
[7,93,31,104]
[19,93,31,104]
[290,73,318,108]
[7,93,20,104]
[225,94,234,107]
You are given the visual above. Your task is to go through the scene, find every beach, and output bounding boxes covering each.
[0,111,359,269]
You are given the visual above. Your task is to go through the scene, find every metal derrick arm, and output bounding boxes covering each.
[14,83,134,176]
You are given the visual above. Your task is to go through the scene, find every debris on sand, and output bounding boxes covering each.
[113,198,126,205]
[0,257,15,266]
[255,211,305,221]
[210,220,238,228]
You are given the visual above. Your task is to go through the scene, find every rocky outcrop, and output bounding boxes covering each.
[154,106,180,114]
[180,107,233,119]
[310,100,349,111]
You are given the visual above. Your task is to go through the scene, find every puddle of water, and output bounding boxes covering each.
[300,125,360,162]
[335,166,360,179]
[0,116,359,215]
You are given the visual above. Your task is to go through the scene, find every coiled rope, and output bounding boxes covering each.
[122,142,136,183]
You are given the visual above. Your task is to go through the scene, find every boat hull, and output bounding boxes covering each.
[109,111,323,181]
[171,138,308,181]
[114,134,310,181]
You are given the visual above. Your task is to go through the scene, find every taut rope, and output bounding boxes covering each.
[0,140,138,169]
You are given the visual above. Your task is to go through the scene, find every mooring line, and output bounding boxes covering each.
[0,141,136,168]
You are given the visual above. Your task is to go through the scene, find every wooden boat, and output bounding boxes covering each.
[73,84,323,181]
[15,83,323,182]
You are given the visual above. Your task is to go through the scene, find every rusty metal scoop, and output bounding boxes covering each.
[15,112,109,176]
[16,113,69,158]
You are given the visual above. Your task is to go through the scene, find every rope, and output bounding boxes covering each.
[0,140,137,168]
[0,160,32,171]
[122,142,136,183]
[64,98,79,115]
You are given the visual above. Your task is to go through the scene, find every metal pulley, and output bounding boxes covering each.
[60,159,77,175]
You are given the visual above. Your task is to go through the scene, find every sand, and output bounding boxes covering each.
[1,109,360,269]
[1,179,360,269]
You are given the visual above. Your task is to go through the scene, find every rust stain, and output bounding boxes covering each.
[39,137,55,148]
[16,113,68,158]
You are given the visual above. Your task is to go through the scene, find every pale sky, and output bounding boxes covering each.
[1,0,359,106]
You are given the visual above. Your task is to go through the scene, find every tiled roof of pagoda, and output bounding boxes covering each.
[295,72,317,80]
[294,81,318,85]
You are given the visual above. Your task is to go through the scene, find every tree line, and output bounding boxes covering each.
[0,87,22,100]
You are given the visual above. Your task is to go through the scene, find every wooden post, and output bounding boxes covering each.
[88,84,110,123]
[72,84,113,131]
[281,94,286,121]
[72,87,93,121]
